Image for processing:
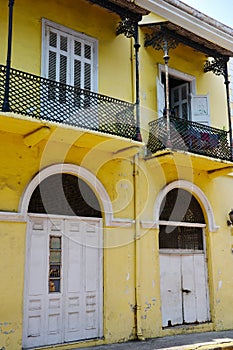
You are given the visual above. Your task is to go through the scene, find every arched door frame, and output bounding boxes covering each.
[154,180,219,232]
[19,163,113,225]
[22,163,106,348]
[157,180,213,327]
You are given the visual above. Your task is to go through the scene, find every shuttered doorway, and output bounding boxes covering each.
[159,189,210,327]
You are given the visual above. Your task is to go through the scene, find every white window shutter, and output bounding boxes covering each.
[42,20,97,91]
[190,94,210,126]
[157,77,165,118]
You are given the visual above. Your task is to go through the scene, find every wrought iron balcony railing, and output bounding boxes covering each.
[0,64,137,140]
[147,116,232,161]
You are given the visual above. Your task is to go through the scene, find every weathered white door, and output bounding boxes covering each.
[160,251,210,327]
[23,215,103,349]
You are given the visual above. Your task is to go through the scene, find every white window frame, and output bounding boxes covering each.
[41,18,98,92]
[158,64,197,94]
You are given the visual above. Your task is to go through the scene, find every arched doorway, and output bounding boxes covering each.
[159,188,210,327]
[23,173,103,349]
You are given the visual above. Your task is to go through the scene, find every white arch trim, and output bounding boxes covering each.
[142,180,219,232]
[4,163,132,227]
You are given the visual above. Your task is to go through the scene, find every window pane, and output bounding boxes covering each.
[182,102,188,119]
[49,236,62,293]
[48,51,56,81]
[49,31,57,48]
[85,44,91,59]
[48,51,56,100]
[50,250,61,263]
[50,265,60,277]
[159,225,203,250]
[50,236,61,249]
[49,279,60,293]
[84,63,91,90]
[173,88,179,103]
[74,59,81,88]
[60,35,67,52]
[182,85,187,99]
[59,55,67,103]
[59,54,67,84]
[74,40,81,56]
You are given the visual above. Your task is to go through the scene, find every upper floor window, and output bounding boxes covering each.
[42,19,98,92]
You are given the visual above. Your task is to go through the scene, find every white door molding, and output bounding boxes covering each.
[154,180,219,232]
[158,64,196,94]
[18,163,132,227]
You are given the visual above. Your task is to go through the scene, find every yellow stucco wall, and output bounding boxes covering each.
[1,117,233,350]
[1,0,233,349]
[0,222,26,349]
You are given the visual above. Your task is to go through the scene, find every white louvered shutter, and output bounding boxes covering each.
[190,94,210,125]
[42,21,98,125]
[45,26,94,92]
[157,77,165,118]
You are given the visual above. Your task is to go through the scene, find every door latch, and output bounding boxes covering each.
[182,288,191,294]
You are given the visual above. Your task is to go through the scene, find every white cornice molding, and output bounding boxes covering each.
[0,212,26,222]
[137,0,233,53]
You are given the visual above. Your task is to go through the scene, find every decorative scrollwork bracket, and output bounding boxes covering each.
[116,17,138,38]
[204,56,229,76]
[144,26,178,54]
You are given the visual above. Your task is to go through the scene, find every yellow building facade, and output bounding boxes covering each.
[1,0,233,349]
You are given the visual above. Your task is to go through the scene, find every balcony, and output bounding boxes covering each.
[147,116,232,162]
[0,64,137,140]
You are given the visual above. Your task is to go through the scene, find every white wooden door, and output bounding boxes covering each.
[23,215,103,349]
[160,254,183,326]
[171,83,189,120]
[160,252,210,327]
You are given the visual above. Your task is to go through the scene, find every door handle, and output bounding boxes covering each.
[182,288,191,294]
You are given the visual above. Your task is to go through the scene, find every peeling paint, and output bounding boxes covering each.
[0,322,16,335]
[144,301,152,312]
[218,280,223,290]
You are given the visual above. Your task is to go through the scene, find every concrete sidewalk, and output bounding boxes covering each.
[74,330,233,350]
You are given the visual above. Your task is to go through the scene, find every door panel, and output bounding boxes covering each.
[24,216,103,349]
[171,83,189,120]
[24,218,48,348]
[160,254,183,327]
[194,254,210,322]
[64,219,83,342]
[160,251,210,327]
[84,221,101,338]
[181,255,196,323]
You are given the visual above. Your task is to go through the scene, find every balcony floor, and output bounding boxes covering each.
[145,148,233,175]
[0,112,143,155]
